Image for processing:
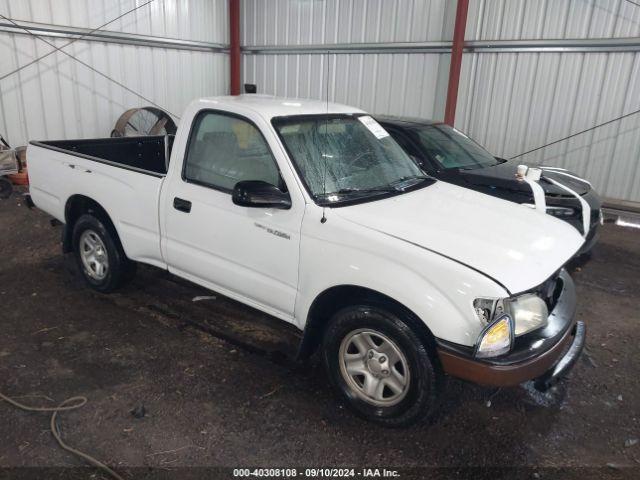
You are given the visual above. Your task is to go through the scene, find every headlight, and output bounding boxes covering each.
[546,206,576,218]
[507,294,548,336]
[473,292,549,358]
[523,203,575,217]
[475,315,513,358]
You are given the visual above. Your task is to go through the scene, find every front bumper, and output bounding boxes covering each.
[437,270,586,390]
[533,321,585,390]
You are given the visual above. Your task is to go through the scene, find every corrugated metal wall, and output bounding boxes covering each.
[243,52,450,118]
[242,0,451,44]
[241,0,640,203]
[459,0,640,203]
[0,0,229,147]
[465,0,640,39]
[241,0,455,120]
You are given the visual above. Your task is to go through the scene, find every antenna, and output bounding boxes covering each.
[321,50,330,224]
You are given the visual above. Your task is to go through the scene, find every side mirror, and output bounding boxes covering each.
[232,180,291,209]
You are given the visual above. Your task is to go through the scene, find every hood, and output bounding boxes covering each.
[458,161,591,197]
[335,182,585,294]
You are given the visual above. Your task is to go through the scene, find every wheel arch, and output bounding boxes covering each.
[63,194,122,253]
[297,285,440,364]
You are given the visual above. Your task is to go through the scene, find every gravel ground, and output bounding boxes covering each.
[0,189,639,480]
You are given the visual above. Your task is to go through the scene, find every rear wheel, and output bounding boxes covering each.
[72,214,136,292]
[323,305,441,427]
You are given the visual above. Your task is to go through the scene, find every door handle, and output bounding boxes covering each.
[173,197,192,213]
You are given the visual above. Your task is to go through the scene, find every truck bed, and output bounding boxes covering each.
[28,135,175,268]
[31,135,174,176]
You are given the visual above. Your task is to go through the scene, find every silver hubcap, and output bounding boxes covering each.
[339,328,410,407]
[79,230,109,280]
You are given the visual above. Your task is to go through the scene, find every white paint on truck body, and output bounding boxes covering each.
[27,95,585,347]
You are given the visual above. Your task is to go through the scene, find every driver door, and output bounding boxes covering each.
[161,110,303,322]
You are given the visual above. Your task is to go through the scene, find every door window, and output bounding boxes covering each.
[184,111,283,191]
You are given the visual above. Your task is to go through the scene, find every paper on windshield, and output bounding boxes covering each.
[358,115,389,140]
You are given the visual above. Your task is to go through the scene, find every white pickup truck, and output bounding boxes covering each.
[28,95,586,426]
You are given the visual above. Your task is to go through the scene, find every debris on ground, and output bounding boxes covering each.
[625,438,638,448]
[130,404,147,419]
[583,349,598,368]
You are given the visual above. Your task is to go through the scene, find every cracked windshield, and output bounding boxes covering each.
[274,115,430,204]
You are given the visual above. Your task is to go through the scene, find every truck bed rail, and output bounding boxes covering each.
[30,135,174,177]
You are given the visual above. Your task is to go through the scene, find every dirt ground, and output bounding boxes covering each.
[0,188,639,480]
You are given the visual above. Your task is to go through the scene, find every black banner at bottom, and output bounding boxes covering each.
[0,466,639,480]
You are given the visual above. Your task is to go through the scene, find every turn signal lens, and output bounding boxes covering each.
[476,315,512,358]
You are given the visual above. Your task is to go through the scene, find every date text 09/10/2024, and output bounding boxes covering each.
[232,468,400,478]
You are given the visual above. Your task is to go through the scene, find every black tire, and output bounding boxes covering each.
[72,213,136,293]
[322,304,441,427]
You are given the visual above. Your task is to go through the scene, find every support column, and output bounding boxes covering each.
[444,0,469,126]
[229,0,241,95]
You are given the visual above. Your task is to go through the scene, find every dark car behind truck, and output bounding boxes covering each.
[377,116,602,255]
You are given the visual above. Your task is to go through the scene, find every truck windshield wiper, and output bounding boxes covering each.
[388,175,434,190]
[317,176,434,203]
[327,176,433,197]
[315,187,397,203]
[335,187,398,194]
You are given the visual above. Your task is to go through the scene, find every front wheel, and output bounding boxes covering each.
[72,214,136,293]
[322,305,441,427]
